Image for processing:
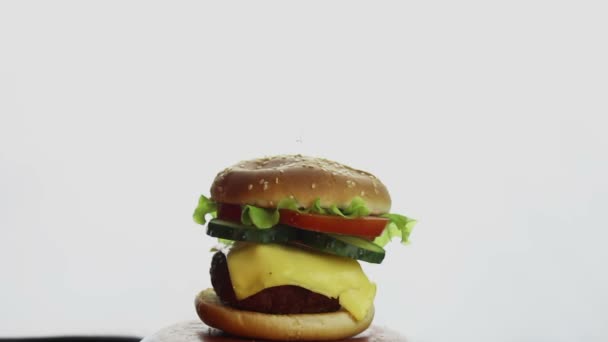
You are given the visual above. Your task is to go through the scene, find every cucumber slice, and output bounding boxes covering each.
[207,219,295,243]
[206,219,385,264]
[330,234,386,263]
[291,230,385,264]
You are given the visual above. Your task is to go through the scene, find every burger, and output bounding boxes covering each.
[192,155,416,341]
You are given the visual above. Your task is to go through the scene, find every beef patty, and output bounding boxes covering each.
[210,251,340,314]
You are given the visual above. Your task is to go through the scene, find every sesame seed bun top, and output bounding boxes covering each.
[210,155,391,215]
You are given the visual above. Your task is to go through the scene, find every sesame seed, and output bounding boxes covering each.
[361,191,365,196]
[248,184,253,190]
[263,181,269,191]
[275,177,279,184]
[269,201,274,206]
[279,169,285,174]
[289,195,295,199]
[311,183,316,189]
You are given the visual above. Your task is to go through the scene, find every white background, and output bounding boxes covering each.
[1,1,607,341]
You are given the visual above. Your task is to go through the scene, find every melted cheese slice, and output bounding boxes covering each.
[226,243,376,321]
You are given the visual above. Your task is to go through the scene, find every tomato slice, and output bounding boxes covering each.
[217,203,388,238]
[217,203,242,222]
[278,209,387,237]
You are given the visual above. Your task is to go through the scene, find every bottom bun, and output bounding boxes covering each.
[195,288,374,341]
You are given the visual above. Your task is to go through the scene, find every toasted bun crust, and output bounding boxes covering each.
[195,289,374,341]
[210,155,391,215]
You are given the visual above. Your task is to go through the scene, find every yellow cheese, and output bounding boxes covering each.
[226,243,376,321]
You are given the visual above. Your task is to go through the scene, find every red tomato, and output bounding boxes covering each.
[278,209,387,237]
[217,203,388,238]
[217,203,242,222]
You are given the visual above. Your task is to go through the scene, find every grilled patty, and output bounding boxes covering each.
[210,251,340,314]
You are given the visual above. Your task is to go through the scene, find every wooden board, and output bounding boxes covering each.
[142,321,408,342]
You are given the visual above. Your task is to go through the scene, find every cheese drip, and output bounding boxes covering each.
[226,243,376,321]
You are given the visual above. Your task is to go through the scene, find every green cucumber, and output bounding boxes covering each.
[207,219,295,243]
[329,234,386,263]
[206,219,385,264]
[291,230,385,264]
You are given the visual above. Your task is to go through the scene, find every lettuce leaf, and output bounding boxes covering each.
[241,205,280,229]
[193,194,416,247]
[193,194,217,225]
[277,198,300,211]
[373,213,417,247]
[310,198,327,215]
[328,204,345,217]
[277,196,369,218]
[342,197,371,217]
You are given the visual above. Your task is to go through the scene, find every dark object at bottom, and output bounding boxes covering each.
[0,337,141,342]
[141,320,407,341]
